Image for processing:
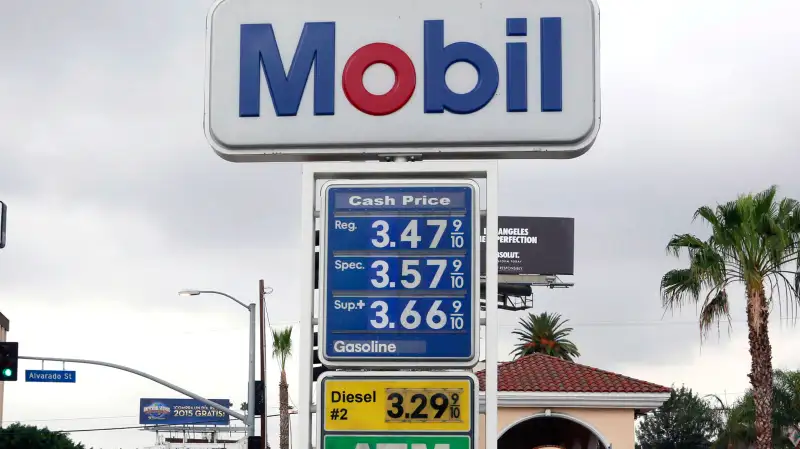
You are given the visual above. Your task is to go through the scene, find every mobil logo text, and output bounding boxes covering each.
[238,18,563,118]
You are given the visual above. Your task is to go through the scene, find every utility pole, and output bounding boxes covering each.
[259,279,268,449]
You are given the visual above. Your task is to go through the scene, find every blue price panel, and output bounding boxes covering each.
[320,183,478,367]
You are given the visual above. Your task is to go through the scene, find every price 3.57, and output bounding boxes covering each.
[371,259,466,289]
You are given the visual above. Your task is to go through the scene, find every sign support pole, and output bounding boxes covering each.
[297,160,498,449]
[299,163,317,449]
[484,163,499,449]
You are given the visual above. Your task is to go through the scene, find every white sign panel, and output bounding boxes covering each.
[205,0,600,162]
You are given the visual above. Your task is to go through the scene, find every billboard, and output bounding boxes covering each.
[479,216,574,276]
[139,398,231,426]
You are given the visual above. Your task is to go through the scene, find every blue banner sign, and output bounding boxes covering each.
[25,370,76,383]
[320,182,479,367]
[139,398,231,426]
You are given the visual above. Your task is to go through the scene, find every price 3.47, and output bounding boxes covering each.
[371,219,466,250]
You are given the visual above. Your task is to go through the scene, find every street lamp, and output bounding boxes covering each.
[179,289,257,438]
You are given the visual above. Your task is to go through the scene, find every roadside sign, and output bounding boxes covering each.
[324,435,471,449]
[204,0,600,162]
[318,372,477,449]
[318,180,479,368]
[321,376,474,432]
[25,370,76,383]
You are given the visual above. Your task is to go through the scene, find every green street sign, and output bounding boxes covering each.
[324,435,471,449]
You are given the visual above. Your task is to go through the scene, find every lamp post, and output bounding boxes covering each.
[179,289,257,438]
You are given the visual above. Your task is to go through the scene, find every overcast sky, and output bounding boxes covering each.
[2,0,800,448]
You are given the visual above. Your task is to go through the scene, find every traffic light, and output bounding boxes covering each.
[254,380,265,416]
[247,435,261,449]
[0,342,19,381]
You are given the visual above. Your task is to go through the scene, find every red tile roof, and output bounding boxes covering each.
[475,353,671,394]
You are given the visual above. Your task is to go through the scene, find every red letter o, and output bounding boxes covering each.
[342,43,416,116]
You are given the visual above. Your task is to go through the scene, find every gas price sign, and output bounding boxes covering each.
[319,181,479,367]
[319,372,477,435]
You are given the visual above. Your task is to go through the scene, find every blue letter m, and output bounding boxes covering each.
[239,22,335,117]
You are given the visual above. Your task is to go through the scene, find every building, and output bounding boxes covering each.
[475,353,671,449]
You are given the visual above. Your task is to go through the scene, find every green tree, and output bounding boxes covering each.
[272,326,293,449]
[0,424,87,449]
[659,185,800,449]
[636,386,722,449]
[715,369,800,448]
[510,311,580,361]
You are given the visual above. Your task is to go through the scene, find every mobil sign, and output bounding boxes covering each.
[204,0,600,162]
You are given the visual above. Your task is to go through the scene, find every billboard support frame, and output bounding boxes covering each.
[299,160,499,449]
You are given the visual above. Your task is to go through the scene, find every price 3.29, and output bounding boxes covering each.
[385,389,462,422]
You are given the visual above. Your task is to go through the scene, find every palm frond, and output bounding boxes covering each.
[271,326,293,370]
[666,233,706,258]
[698,289,732,338]
[694,205,722,230]
[752,185,779,218]
[510,312,580,361]
[660,268,702,311]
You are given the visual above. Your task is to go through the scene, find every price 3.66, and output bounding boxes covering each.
[370,300,465,331]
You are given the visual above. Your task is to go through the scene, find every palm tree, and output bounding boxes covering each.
[660,185,800,449]
[272,326,293,449]
[510,311,580,361]
[714,369,800,449]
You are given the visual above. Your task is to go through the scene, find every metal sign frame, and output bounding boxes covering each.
[316,370,479,449]
[298,161,499,449]
[318,179,481,369]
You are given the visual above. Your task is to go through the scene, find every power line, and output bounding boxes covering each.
[7,415,138,423]
[263,295,273,328]
[7,405,282,425]
[51,413,283,434]
[497,316,800,328]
